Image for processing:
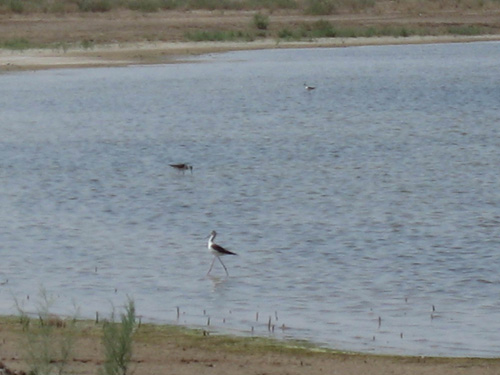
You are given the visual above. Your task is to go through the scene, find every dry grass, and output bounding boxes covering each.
[1,0,500,15]
[1,6,500,48]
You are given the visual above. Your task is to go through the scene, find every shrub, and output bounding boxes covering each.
[304,0,336,15]
[99,299,137,375]
[127,0,161,11]
[253,12,270,30]
[77,0,112,12]
[447,25,483,35]
[184,30,254,41]
[0,38,33,50]
[277,27,297,39]
[9,0,24,13]
[310,19,336,37]
[185,0,237,10]
[15,288,78,375]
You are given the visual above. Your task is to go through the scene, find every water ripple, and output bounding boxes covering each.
[1,41,500,357]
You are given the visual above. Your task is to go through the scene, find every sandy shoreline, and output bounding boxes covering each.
[1,316,500,375]
[1,34,500,71]
[2,7,500,71]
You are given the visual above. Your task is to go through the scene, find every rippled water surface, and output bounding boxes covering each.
[1,41,500,357]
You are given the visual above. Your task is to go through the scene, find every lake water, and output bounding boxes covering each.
[1,41,500,358]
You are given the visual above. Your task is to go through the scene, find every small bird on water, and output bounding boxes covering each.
[169,163,193,173]
[304,83,316,91]
[207,230,237,276]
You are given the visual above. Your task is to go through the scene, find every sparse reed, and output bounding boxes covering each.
[14,288,78,375]
[99,298,137,375]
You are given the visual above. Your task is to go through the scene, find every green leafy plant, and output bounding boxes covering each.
[184,30,254,41]
[253,12,269,30]
[14,288,78,375]
[0,38,33,50]
[8,0,25,13]
[99,298,137,375]
[304,0,336,15]
[77,0,112,12]
[127,0,161,12]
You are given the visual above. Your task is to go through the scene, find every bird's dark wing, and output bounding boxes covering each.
[212,243,237,255]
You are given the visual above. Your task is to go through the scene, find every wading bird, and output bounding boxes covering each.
[207,230,237,276]
[169,163,193,173]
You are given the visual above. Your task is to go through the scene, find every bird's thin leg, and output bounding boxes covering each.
[207,257,216,275]
[217,256,229,276]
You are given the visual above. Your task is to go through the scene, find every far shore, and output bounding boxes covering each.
[1,34,500,71]
[2,6,500,71]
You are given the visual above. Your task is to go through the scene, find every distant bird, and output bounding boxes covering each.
[207,230,237,276]
[304,83,316,91]
[169,163,193,173]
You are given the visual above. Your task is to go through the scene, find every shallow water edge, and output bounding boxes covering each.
[1,314,499,361]
[2,34,500,71]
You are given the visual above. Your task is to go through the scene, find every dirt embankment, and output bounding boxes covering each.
[1,8,500,70]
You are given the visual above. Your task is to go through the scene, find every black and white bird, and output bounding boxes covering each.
[304,83,316,91]
[169,163,193,173]
[207,230,237,276]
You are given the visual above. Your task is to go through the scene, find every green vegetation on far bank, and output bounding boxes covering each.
[1,0,500,15]
[0,0,499,52]
[0,22,496,52]
[184,20,495,42]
